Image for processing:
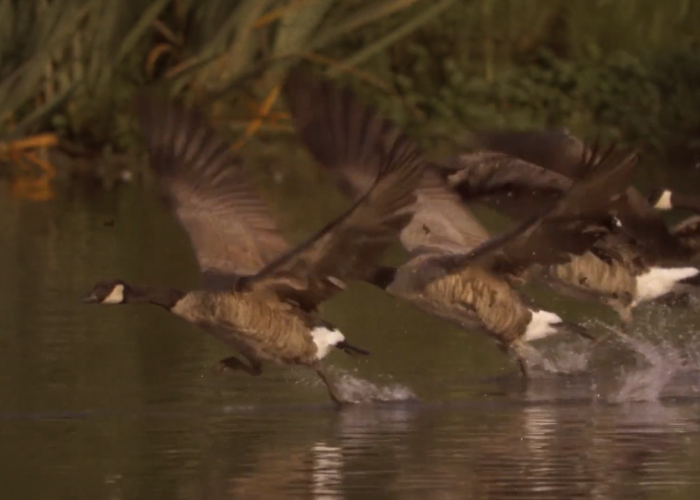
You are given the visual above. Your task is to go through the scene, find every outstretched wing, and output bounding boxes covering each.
[438,151,572,220]
[283,69,489,257]
[238,72,426,311]
[136,96,290,288]
[421,144,638,283]
[466,128,690,261]
[464,128,586,177]
[401,168,490,255]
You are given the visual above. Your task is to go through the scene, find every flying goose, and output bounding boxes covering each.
[463,129,691,257]
[81,92,426,406]
[283,72,636,377]
[452,130,700,323]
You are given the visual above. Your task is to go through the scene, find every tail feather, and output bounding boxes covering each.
[680,271,700,287]
[336,341,370,356]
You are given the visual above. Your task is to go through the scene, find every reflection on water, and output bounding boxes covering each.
[2,181,700,499]
[311,443,343,500]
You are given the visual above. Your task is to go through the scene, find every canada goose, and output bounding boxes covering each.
[464,129,689,256]
[283,72,636,377]
[81,91,426,406]
[452,130,700,324]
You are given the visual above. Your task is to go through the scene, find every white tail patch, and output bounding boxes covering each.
[634,266,700,305]
[524,309,563,342]
[310,326,345,360]
[652,189,673,210]
[102,284,125,304]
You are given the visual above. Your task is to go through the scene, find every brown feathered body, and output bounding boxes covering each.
[542,250,637,317]
[386,255,532,345]
[171,291,319,365]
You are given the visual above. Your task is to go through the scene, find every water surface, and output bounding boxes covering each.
[2,176,700,499]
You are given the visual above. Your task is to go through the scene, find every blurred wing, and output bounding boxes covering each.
[439,151,572,219]
[464,128,587,177]
[466,128,690,261]
[425,143,638,280]
[614,188,692,261]
[468,130,688,263]
[399,168,490,255]
[283,68,394,200]
[240,73,425,311]
[136,96,290,288]
[284,69,489,257]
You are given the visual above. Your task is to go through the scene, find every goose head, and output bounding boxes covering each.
[648,187,700,214]
[81,279,130,305]
[647,188,674,211]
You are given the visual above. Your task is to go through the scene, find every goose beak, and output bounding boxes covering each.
[80,292,100,304]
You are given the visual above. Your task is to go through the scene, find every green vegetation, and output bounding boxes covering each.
[327,0,700,161]
[1,0,699,184]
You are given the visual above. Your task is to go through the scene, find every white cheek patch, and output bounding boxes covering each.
[102,284,125,304]
[653,190,673,210]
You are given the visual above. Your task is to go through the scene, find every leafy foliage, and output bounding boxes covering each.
[322,0,700,161]
[0,0,699,165]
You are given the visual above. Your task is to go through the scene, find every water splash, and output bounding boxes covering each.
[599,310,698,403]
[608,332,682,403]
[541,341,591,374]
[334,372,418,404]
[516,304,700,403]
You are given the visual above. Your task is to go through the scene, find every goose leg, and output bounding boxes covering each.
[618,307,633,333]
[510,347,531,389]
[214,355,262,376]
[508,340,545,380]
[314,365,346,408]
[497,342,526,378]
[605,298,633,325]
[516,354,530,379]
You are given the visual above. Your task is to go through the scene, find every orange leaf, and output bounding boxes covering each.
[145,43,175,78]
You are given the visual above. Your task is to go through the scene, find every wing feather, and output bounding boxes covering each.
[238,73,426,310]
[136,96,290,287]
[283,70,489,257]
[419,143,638,285]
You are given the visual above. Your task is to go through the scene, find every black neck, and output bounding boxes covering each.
[670,191,700,214]
[366,266,397,290]
[127,285,186,310]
